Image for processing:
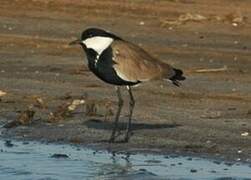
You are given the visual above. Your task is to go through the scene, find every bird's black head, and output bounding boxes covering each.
[69,27,122,56]
[81,28,121,41]
[69,28,121,46]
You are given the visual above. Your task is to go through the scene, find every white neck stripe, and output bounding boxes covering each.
[82,36,113,55]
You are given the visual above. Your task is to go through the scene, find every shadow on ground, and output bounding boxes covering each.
[83,119,181,131]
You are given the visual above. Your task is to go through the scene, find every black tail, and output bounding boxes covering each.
[170,68,186,87]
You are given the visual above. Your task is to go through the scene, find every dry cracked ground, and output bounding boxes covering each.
[0,0,251,161]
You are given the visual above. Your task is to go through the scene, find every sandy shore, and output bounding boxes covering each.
[0,0,251,161]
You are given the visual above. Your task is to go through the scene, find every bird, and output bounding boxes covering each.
[69,27,185,143]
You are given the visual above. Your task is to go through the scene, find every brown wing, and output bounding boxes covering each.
[111,40,175,82]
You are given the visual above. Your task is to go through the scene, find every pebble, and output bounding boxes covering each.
[187,157,193,161]
[4,140,14,147]
[51,153,69,159]
[139,21,145,25]
[241,132,249,136]
[190,169,197,173]
[232,22,238,27]
[232,88,237,92]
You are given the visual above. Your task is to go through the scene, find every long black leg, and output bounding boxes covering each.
[124,86,135,142]
[109,86,123,143]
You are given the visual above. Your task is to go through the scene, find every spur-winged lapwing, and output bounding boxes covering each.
[70,28,185,142]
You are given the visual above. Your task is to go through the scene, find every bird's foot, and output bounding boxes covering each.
[123,131,133,143]
[123,137,129,143]
[109,136,115,143]
[109,129,124,143]
[109,132,117,143]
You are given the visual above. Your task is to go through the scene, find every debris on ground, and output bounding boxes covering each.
[84,99,114,119]
[48,103,73,122]
[224,12,248,27]
[85,101,98,116]
[0,90,7,97]
[3,108,35,128]
[48,99,85,122]
[241,132,249,137]
[194,65,228,73]
[139,21,145,26]
[33,96,47,109]
[161,12,247,27]
[161,13,208,27]
[68,99,85,111]
[179,13,207,23]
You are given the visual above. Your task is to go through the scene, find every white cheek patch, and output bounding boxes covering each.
[82,36,113,55]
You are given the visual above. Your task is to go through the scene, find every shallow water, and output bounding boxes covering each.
[0,139,250,180]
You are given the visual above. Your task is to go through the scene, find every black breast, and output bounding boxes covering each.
[84,46,139,86]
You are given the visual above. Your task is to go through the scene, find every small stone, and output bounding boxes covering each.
[168,27,173,30]
[4,140,14,147]
[213,160,221,165]
[0,90,7,97]
[232,22,238,27]
[139,21,145,25]
[241,132,249,136]
[190,169,197,173]
[164,155,169,159]
[51,153,69,159]
[187,157,193,161]
[206,140,211,144]
[224,162,233,166]
[234,40,239,44]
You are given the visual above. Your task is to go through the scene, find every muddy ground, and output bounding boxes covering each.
[0,0,251,161]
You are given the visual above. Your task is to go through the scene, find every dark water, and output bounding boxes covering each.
[0,139,250,180]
